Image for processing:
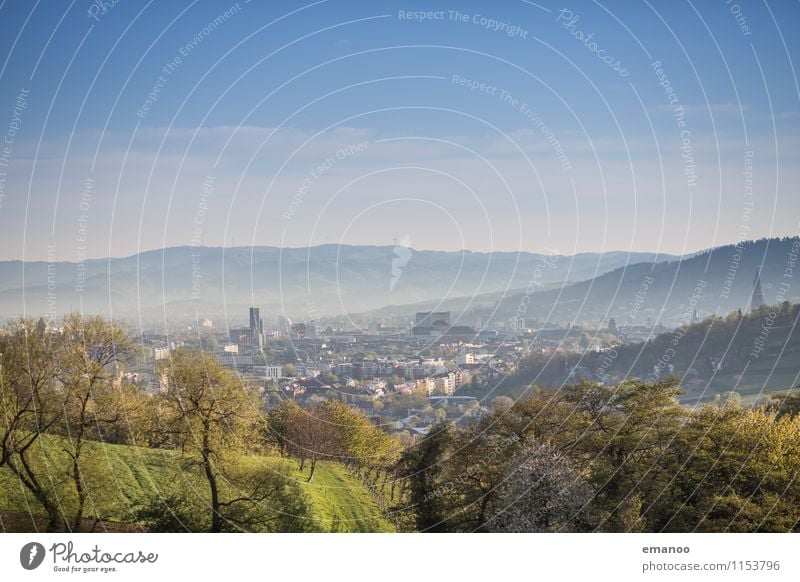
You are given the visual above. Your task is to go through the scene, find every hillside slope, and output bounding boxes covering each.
[511,302,800,404]
[492,237,800,326]
[0,439,393,533]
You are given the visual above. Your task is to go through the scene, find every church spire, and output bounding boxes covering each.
[751,268,765,311]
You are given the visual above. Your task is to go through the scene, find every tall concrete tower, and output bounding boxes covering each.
[249,307,264,347]
[249,307,261,331]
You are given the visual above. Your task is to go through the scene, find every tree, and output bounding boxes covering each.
[131,459,316,532]
[320,400,400,483]
[286,404,339,482]
[264,400,300,457]
[765,390,800,419]
[656,405,800,532]
[0,318,65,531]
[489,441,594,532]
[57,313,134,531]
[277,399,400,488]
[490,396,514,414]
[439,404,531,531]
[155,349,262,532]
[559,379,684,531]
[470,374,482,391]
[395,422,453,532]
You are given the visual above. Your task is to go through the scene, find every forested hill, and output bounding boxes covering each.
[491,237,800,327]
[512,301,800,403]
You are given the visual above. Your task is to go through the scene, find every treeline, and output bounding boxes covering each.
[391,380,800,532]
[513,301,800,388]
[0,315,397,532]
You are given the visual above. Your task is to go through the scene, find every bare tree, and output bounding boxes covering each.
[57,313,134,531]
[287,404,339,482]
[0,318,64,531]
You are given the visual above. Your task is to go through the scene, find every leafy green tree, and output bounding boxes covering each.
[264,400,300,457]
[155,349,262,532]
[343,400,400,483]
[131,459,316,532]
[656,405,800,532]
[395,422,453,532]
[558,379,684,531]
[443,416,523,531]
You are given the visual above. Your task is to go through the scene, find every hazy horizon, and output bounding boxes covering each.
[0,235,787,264]
[1,1,798,262]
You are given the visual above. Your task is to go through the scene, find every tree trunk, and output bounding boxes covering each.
[204,453,221,532]
[307,456,317,482]
[71,393,91,532]
[202,425,222,533]
[381,471,389,489]
[477,490,493,530]
[71,438,86,532]
[72,454,86,532]
[10,453,61,532]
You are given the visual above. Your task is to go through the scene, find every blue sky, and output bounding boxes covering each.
[0,0,798,261]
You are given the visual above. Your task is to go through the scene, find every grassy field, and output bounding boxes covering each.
[293,462,394,532]
[0,439,394,533]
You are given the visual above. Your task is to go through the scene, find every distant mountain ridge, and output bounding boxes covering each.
[0,244,678,322]
[2,239,795,326]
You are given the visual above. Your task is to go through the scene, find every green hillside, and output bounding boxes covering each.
[295,461,393,532]
[0,439,393,533]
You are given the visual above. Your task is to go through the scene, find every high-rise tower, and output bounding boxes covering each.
[249,307,264,347]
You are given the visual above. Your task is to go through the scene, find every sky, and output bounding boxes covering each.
[0,0,798,261]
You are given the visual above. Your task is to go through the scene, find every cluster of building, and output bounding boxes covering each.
[135,301,708,421]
